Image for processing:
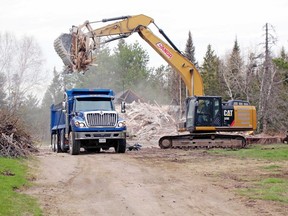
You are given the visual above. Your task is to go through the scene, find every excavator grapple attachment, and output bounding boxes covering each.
[54,33,74,71]
[54,26,94,73]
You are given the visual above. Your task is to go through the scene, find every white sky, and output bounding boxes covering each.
[1,0,288,80]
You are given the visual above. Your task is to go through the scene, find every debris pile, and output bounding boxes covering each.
[119,102,180,147]
[246,133,285,144]
[127,143,142,151]
[0,110,38,158]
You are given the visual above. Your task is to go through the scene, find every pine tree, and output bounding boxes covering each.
[184,31,198,68]
[113,39,150,91]
[200,44,222,97]
[76,45,116,90]
[171,31,198,107]
[41,67,66,111]
[49,68,65,104]
[273,47,288,85]
[225,38,245,99]
[146,65,170,104]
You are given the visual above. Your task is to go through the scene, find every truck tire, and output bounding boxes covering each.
[69,132,80,155]
[115,139,126,153]
[60,130,68,152]
[55,132,62,153]
[51,134,56,152]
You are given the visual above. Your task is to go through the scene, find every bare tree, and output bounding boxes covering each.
[0,32,15,101]
[0,33,45,109]
[257,23,277,132]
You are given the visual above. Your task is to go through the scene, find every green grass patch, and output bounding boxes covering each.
[0,157,42,216]
[210,144,288,203]
[262,164,282,170]
[238,177,288,203]
[211,144,288,161]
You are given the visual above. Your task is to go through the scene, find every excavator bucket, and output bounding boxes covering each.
[54,33,74,72]
[54,27,94,73]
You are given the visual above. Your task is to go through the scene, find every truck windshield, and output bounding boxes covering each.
[75,98,114,111]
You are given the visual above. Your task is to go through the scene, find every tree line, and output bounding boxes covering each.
[0,24,288,142]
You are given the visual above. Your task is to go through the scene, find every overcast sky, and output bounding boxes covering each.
[1,0,288,78]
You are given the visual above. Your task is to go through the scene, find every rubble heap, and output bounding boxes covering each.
[119,101,181,147]
[0,110,38,158]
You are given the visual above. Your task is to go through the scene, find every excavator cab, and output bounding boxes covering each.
[186,96,222,132]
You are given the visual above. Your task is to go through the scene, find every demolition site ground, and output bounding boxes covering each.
[25,144,288,216]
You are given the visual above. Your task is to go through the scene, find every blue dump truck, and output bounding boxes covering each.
[50,88,127,155]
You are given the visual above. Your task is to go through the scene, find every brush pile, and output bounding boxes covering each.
[119,101,181,147]
[0,109,38,158]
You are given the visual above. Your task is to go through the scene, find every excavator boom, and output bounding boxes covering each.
[54,14,203,96]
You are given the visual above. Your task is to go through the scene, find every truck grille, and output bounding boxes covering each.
[86,112,117,127]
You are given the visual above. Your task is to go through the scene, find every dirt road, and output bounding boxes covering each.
[26,146,287,216]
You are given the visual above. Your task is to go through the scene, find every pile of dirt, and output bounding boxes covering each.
[119,102,181,147]
[0,109,38,157]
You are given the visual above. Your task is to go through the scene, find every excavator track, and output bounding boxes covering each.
[54,33,74,70]
[159,133,247,149]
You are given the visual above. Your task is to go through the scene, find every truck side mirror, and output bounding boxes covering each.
[121,101,126,113]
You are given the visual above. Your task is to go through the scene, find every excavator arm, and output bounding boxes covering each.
[54,14,203,96]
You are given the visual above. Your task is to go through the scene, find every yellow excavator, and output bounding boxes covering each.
[54,14,257,149]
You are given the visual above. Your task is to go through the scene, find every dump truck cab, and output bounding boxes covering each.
[51,88,127,155]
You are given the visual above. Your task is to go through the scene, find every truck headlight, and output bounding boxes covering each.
[75,121,86,127]
[117,121,126,128]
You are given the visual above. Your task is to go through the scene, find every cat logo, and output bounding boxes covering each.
[224,110,233,117]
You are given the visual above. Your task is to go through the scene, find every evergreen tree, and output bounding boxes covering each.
[268,48,288,131]
[147,65,170,104]
[19,94,42,139]
[76,45,116,89]
[184,31,198,67]
[113,39,150,91]
[273,47,288,85]
[168,68,181,104]
[243,52,260,103]
[200,44,222,97]
[46,68,65,104]
[220,39,245,100]
[170,31,198,107]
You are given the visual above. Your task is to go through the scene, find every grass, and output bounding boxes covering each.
[0,157,42,216]
[238,177,288,203]
[211,144,288,161]
[210,144,288,203]
[262,164,282,170]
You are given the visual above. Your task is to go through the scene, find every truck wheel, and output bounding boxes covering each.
[51,134,56,152]
[60,130,68,152]
[69,132,80,155]
[55,133,62,153]
[115,139,126,153]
